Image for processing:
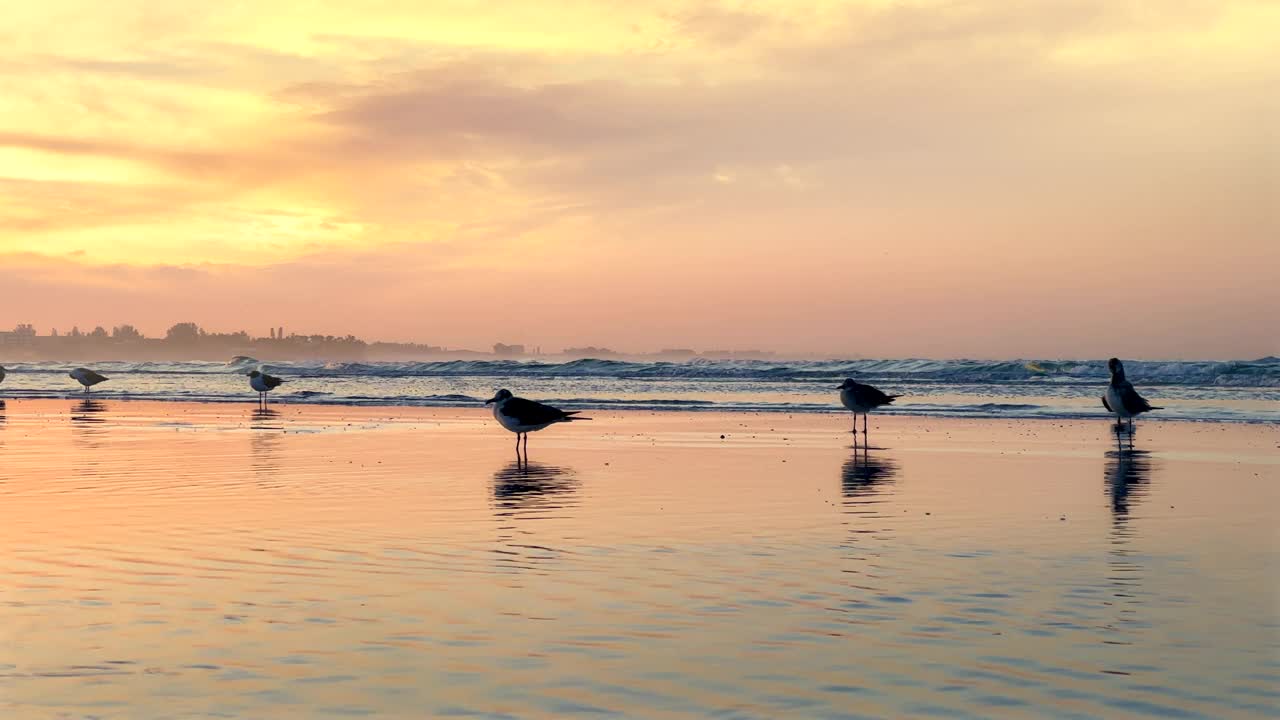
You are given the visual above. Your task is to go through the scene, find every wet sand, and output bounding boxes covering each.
[0,399,1276,718]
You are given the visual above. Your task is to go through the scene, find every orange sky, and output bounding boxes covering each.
[1,0,1276,358]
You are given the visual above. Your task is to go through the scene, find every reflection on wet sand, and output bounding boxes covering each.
[1106,447,1153,520]
[492,461,579,513]
[841,447,900,499]
[69,400,109,482]
[249,408,283,484]
[840,446,900,570]
[0,402,1273,719]
[70,400,108,449]
[491,461,579,571]
[1103,439,1156,638]
[0,399,6,427]
[249,406,282,430]
[71,399,107,424]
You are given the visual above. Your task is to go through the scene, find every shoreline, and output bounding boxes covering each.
[0,394,1274,425]
[2,397,1276,447]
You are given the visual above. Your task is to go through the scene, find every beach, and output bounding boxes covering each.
[0,399,1276,718]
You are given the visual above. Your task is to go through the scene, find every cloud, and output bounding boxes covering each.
[0,0,1274,356]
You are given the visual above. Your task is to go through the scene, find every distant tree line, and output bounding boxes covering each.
[0,322,452,361]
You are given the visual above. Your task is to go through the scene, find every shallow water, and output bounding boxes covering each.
[0,401,1276,718]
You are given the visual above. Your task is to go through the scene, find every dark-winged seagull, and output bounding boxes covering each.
[837,378,900,437]
[70,367,108,392]
[0,366,5,386]
[1102,358,1160,433]
[485,389,589,457]
[248,369,284,405]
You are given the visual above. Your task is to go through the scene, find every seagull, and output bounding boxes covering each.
[485,389,589,458]
[248,369,284,405]
[70,367,109,392]
[1102,358,1160,433]
[0,366,5,386]
[837,378,900,437]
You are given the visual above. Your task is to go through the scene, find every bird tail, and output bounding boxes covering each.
[1148,406,1163,410]
[563,411,591,421]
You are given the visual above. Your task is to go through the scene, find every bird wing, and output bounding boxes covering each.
[1116,382,1153,414]
[503,397,572,424]
[264,374,284,389]
[1101,394,1113,412]
[85,370,108,383]
[852,382,897,407]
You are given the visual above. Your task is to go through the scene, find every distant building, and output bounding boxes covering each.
[562,346,618,358]
[493,343,525,357]
[703,349,776,360]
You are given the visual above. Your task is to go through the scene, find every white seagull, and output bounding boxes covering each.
[248,369,284,405]
[485,389,589,457]
[1102,358,1160,433]
[837,378,900,436]
[70,367,109,392]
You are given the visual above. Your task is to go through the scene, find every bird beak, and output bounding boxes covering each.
[484,395,497,405]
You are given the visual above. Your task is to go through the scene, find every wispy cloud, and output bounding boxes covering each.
[0,0,1275,356]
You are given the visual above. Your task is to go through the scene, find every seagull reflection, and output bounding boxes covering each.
[1102,443,1156,637]
[839,447,900,562]
[841,448,900,499]
[492,461,579,513]
[69,400,109,478]
[491,461,579,572]
[250,406,282,429]
[0,399,6,427]
[248,407,283,484]
[71,398,107,424]
[1105,446,1153,520]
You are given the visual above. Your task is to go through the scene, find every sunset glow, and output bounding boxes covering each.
[2,0,1276,358]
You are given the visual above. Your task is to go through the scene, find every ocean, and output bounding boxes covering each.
[1,357,1276,423]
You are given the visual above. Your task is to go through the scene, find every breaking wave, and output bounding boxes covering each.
[12,356,1275,385]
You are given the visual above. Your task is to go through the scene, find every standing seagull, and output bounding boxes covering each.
[248,369,284,406]
[1102,358,1160,433]
[70,367,109,392]
[837,378,900,437]
[0,366,6,386]
[485,389,589,458]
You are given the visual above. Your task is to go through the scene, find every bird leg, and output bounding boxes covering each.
[863,413,869,436]
[522,433,529,458]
